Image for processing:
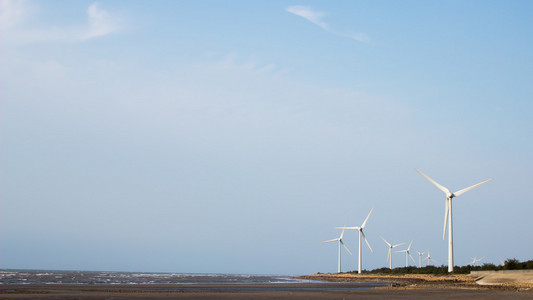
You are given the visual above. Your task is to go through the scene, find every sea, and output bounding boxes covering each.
[0,269,321,285]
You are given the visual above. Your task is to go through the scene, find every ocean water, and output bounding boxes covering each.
[0,270,321,285]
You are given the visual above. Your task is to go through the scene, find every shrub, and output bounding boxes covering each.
[357,258,532,274]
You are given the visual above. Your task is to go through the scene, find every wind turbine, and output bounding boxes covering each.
[336,208,374,274]
[415,169,492,272]
[321,226,352,273]
[381,237,404,269]
[414,249,425,268]
[424,248,438,266]
[470,256,484,266]
[396,241,415,267]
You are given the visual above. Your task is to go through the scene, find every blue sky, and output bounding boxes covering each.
[1,0,532,274]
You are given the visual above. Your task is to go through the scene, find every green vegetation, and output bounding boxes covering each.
[348,259,533,275]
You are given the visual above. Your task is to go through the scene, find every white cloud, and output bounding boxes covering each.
[286,5,369,43]
[0,1,119,45]
[286,5,328,30]
[84,2,118,39]
[347,32,370,44]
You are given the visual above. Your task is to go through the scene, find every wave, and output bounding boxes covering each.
[0,270,320,285]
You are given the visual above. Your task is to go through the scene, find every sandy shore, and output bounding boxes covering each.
[1,281,533,299]
[298,272,533,291]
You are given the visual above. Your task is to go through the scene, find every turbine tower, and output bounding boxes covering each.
[336,208,374,274]
[414,250,425,268]
[396,240,415,267]
[321,226,352,273]
[381,237,404,269]
[415,169,492,272]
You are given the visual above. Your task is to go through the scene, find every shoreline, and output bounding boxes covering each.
[297,272,533,292]
[1,283,532,300]
[1,272,532,299]
[1,278,533,299]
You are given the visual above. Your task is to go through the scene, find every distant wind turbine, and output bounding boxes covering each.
[381,237,404,269]
[321,226,352,273]
[414,249,425,268]
[415,169,492,272]
[336,208,374,274]
[396,240,415,267]
[424,248,438,266]
[470,256,484,267]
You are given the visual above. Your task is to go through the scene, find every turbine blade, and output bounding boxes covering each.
[409,254,416,263]
[340,222,348,238]
[381,236,391,247]
[361,208,374,228]
[336,227,360,230]
[322,238,339,243]
[443,199,449,240]
[387,249,391,262]
[341,240,352,255]
[407,240,413,250]
[361,231,373,252]
[453,178,493,197]
[392,243,405,248]
[414,168,451,196]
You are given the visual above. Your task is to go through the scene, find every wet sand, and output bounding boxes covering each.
[1,283,533,299]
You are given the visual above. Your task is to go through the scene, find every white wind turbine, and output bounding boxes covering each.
[424,248,438,266]
[321,226,352,273]
[414,250,425,268]
[396,241,415,267]
[415,169,492,272]
[470,256,484,266]
[336,208,374,274]
[381,237,404,269]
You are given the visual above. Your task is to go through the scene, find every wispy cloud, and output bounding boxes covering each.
[1,1,120,45]
[286,5,329,30]
[286,5,369,43]
[84,2,118,39]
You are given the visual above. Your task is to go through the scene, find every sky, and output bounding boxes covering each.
[1,0,532,275]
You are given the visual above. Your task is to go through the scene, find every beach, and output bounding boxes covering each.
[2,271,533,299]
[2,283,533,299]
